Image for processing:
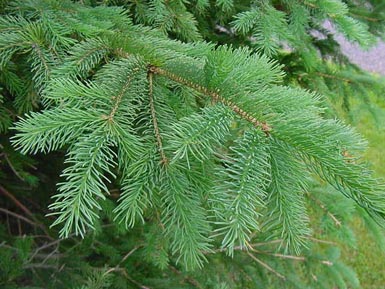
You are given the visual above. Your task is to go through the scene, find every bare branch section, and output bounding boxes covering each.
[169,265,204,289]
[0,207,36,226]
[104,245,141,276]
[148,66,271,135]
[148,70,168,164]
[315,72,351,83]
[208,241,334,267]
[0,185,34,217]
[306,192,342,227]
[247,252,286,280]
[252,249,333,266]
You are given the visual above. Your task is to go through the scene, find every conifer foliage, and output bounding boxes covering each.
[1,0,385,288]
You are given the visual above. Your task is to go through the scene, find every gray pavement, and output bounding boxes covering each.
[336,36,385,75]
[323,20,385,75]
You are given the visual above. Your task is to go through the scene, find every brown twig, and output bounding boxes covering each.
[17,218,22,236]
[0,185,53,238]
[104,245,141,276]
[253,249,333,266]
[28,230,83,262]
[247,252,286,280]
[208,239,283,254]
[349,13,379,22]
[104,255,151,289]
[0,207,36,226]
[29,223,99,254]
[315,72,351,83]
[118,269,151,289]
[306,236,337,245]
[258,251,306,261]
[251,239,283,247]
[148,65,271,135]
[306,192,341,227]
[169,265,204,289]
[209,240,334,268]
[0,185,34,217]
[321,260,333,266]
[303,1,317,9]
[147,69,168,164]
[2,152,25,181]
[24,264,58,269]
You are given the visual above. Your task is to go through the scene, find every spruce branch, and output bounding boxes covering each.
[48,129,117,237]
[113,147,157,228]
[12,107,104,154]
[53,37,111,78]
[264,139,312,254]
[31,43,51,77]
[168,104,233,163]
[160,166,212,269]
[4,1,385,281]
[211,131,270,253]
[148,65,271,134]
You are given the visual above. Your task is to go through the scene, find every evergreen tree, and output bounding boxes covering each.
[1,0,385,288]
